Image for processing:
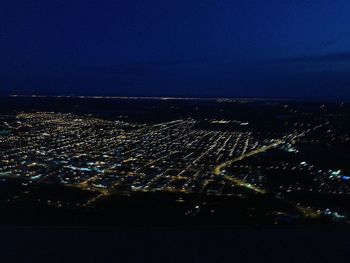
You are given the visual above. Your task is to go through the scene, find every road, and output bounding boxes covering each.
[213,139,321,218]
[214,140,284,176]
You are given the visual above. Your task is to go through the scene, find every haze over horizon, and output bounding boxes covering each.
[1,0,350,100]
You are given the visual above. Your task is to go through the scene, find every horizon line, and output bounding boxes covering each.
[5,94,336,103]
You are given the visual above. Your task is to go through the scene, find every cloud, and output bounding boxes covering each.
[92,64,149,76]
[86,59,207,76]
[321,40,337,47]
[274,52,350,64]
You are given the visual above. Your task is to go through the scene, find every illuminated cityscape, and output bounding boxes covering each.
[0,96,349,225]
[2,0,350,260]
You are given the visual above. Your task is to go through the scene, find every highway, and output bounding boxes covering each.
[211,140,284,195]
[214,139,321,218]
[214,140,284,175]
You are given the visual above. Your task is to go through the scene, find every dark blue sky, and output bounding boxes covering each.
[1,0,350,100]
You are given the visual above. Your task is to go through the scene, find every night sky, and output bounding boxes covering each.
[1,0,350,100]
